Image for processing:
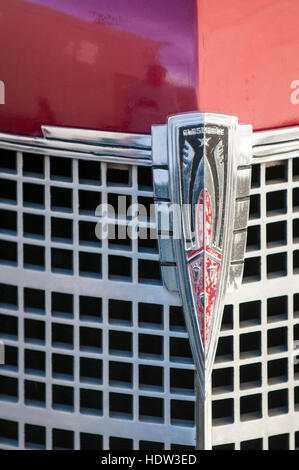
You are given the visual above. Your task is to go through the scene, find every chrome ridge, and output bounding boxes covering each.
[0,127,152,166]
[0,122,298,166]
[253,125,299,163]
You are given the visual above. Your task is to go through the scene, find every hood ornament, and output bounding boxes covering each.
[152,112,252,448]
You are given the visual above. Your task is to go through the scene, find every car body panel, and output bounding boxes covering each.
[0,0,198,136]
[197,0,299,131]
[1,0,299,136]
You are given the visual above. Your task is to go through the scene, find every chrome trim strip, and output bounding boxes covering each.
[252,125,299,146]
[42,126,152,150]
[253,150,299,164]
[253,125,299,163]
[0,128,152,166]
[1,123,299,167]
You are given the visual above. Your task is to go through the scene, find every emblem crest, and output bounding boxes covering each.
[152,113,252,399]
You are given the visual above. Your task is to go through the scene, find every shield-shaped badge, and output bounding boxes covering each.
[152,112,252,402]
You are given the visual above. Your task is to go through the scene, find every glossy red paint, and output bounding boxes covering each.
[0,0,198,136]
[197,0,299,131]
[1,0,299,136]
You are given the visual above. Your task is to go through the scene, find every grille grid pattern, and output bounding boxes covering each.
[0,150,195,450]
[0,149,298,449]
[212,159,299,450]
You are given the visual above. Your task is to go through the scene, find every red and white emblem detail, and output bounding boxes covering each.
[187,189,221,350]
[154,113,251,401]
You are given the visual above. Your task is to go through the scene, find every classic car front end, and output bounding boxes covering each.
[0,0,298,450]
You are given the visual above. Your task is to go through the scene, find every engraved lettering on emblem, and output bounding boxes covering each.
[183,126,224,136]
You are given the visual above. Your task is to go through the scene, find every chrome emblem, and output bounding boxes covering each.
[152,113,252,398]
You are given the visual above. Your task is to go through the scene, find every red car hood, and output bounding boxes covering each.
[0,0,299,136]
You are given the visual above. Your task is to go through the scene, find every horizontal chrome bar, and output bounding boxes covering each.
[252,151,299,164]
[252,125,299,146]
[0,128,152,166]
[42,126,152,150]
[0,123,299,167]
[252,125,299,163]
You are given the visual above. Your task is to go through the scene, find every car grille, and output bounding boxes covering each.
[212,158,299,450]
[0,144,298,450]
